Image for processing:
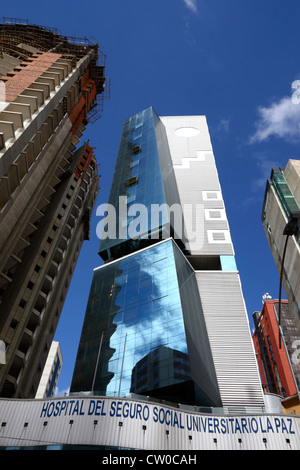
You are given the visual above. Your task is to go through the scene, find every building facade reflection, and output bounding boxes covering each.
[71,239,220,406]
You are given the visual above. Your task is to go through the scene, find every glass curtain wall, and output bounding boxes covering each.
[98,107,167,262]
[70,239,219,406]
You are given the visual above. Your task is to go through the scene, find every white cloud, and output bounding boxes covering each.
[209,118,230,141]
[250,94,300,143]
[54,386,70,397]
[183,0,198,13]
[217,118,230,134]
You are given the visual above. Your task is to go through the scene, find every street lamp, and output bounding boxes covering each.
[278,212,300,348]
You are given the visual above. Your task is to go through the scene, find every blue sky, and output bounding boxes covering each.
[3,1,300,394]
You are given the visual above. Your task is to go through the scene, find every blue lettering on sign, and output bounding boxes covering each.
[153,406,184,429]
[40,399,86,418]
[109,400,149,421]
[39,399,296,436]
[88,400,106,416]
[40,399,107,418]
[185,414,295,435]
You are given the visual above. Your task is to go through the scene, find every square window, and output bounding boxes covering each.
[10,319,18,329]
[202,190,222,201]
[205,209,226,220]
[210,211,221,218]
[213,232,225,241]
[207,230,231,244]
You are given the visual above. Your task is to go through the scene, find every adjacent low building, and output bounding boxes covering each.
[252,298,300,401]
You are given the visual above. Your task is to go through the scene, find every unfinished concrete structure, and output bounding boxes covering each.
[0,18,107,397]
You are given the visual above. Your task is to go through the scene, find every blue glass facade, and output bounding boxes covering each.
[98,107,183,262]
[71,239,220,406]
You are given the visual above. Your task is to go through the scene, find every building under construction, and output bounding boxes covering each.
[0,18,108,398]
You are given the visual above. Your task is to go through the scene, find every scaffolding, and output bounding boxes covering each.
[0,17,109,122]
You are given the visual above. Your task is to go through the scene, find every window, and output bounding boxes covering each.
[130,160,139,169]
[213,232,226,241]
[131,146,141,155]
[127,176,138,186]
[202,190,222,201]
[207,230,231,244]
[205,209,226,220]
[10,319,18,329]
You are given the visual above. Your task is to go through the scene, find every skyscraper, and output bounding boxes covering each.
[0,19,107,398]
[262,160,300,335]
[71,107,264,410]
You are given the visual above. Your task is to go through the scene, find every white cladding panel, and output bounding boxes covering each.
[159,114,264,409]
[195,271,265,407]
[160,115,233,255]
[0,396,298,450]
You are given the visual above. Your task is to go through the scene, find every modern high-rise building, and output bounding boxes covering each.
[0,19,107,398]
[252,298,300,400]
[71,107,264,410]
[262,160,300,335]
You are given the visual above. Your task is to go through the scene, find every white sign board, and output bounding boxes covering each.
[0,396,299,450]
